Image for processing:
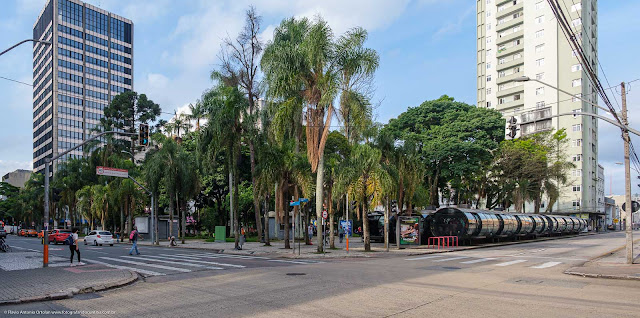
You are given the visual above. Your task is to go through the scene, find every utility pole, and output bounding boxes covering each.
[621,82,634,264]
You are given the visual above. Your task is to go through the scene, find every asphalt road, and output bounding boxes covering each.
[3,232,639,318]
[3,235,324,277]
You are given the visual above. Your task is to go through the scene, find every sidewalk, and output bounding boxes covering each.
[0,251,138,305]
[134,232,600,259]
[565,236,640,281]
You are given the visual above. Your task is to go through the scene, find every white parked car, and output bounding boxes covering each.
[84,230,114,246]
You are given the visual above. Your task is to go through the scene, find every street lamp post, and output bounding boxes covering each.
[515,76,635,264]
[0,39,51,57]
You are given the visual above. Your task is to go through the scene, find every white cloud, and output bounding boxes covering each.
[433,5,474,39]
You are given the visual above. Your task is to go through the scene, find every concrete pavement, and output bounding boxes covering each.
[2,230,638,317]
[565,235,640,280]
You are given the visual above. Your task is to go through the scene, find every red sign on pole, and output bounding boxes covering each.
[322,210,328,219]
[96,166,129,178]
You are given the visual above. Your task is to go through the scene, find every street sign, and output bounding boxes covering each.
[96,166,128,178]
[614,218,619,223]
[322,210,328,219]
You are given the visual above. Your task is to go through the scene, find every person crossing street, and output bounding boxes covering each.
[129,226,141,255]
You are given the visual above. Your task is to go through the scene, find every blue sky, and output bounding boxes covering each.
[0,0,639,195]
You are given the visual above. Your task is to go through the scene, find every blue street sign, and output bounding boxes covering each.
[289,200,300,206]
[300,198,309,203]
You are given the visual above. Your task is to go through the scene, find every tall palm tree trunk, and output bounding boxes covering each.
[169,196,174,238]
[283,182,291,249]
[249,141,263,243]
[315,154,325,252]
[363,177,371,252]
[120,205,124,242]
[263,196,270,246]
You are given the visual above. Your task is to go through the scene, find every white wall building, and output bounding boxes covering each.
[477,0,599,213]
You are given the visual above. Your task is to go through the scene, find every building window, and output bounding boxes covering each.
[536,72,545,80]
[572,200,581,207]
[572,93,582,102]
[571,64,582,72]
[514,94,521,100]
[487,101,492,108]
[487,75,492,82]
[572,139,583,147]
[573,185,581,192]
[573,169,583,177]
[572,79,582,87]
[535,29,544,38]
[536,58,545,66]
[573,109,582,117]
[486,11,491,17]
[487,62,492,69]
[572,18,582,27]
[487,88,492,95]
[536,101,546,108]
[535,15,544,24]
[572,124,582,132]
[487,49,493,58]
[535,44,545,53]
[571,3,581,12]
[487,36,492,44]
[536,87,544,95]
[536,1,544,10]
[572,154,582,162]
[487,23,492,31]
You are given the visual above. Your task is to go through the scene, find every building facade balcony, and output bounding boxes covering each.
[497,30,523,45]
[497,2,524,21]
[496,85,524,98]
[497,15,523,33]
[496,98,524,110]
[496,72,524,85]
[497,56,524,72]
[496,42,523,58]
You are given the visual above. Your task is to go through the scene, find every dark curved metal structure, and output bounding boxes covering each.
[430,207,587,241]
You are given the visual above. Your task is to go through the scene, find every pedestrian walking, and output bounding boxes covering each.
[307,224,314,245]
[238,226,246,250]
[339,225,344,243]
[68,228,82,266]
[129,226,141,255]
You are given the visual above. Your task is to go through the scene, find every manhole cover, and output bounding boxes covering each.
[286,273,307,276]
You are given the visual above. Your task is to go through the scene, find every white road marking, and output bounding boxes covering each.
[176,253,271,260]
[495,259,528,267]
[433,256,469,262]
[460,258,496,264]
[121,255,223,270]
[151,254,245,268]
[531,261,562,269]
[99,257,192,272]
[84,258,165,276]
[267,259,323,265]
[405,255,446,261]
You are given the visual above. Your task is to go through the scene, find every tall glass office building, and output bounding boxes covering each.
[32,0,133,175]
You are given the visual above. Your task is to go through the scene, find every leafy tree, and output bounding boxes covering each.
[383,96,504,206]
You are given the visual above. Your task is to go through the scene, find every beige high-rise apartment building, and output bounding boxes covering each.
[477,0,599,213]
[32,0,133,176]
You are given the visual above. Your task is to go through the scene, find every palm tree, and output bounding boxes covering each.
[335,27,379,144]
[188,102,206,131]
[200,84,248,249]
[341,144,390,251]
[262,17,340,252]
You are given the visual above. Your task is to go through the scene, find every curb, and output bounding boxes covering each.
[564,270,640,281]
[0,270,139,306]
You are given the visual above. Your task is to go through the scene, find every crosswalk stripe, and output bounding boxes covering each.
[121,256,223,270]
[433,256,468,262]
[99,257,192,272]
[495,259,528,267]
[405,255,446,261]
[84,258,165,276]
[267,259,322,265]
[174,253,270,260]
[531,261,562,269]
[460,258,496,264]
[154,254,246,268]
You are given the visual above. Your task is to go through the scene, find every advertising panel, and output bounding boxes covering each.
[399,216,420,245]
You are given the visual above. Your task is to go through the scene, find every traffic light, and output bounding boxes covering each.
[139,123,149,146]
[391,200,398,212]
[506,116,519,139]
[52,188,62,202]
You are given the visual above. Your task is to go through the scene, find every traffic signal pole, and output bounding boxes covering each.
[42,131,136,267]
